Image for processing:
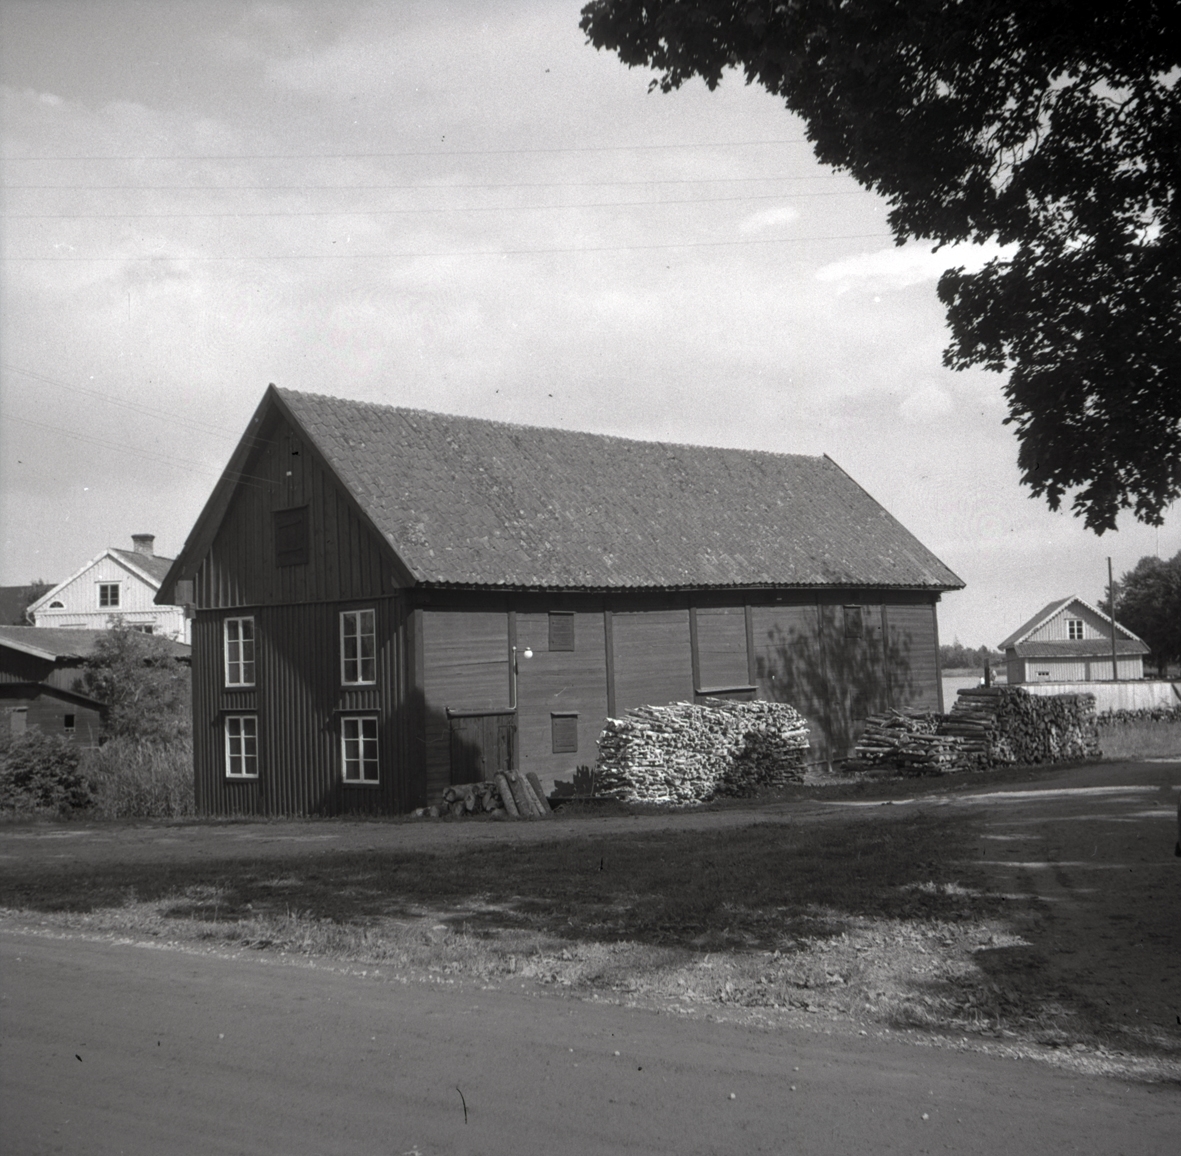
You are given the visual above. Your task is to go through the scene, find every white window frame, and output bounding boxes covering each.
[1067,618,1084,640]
[341,715,379,784]
[340,609,377,685]
[225,715,258,779]
[97,582,121,608]
[224,616,256,687]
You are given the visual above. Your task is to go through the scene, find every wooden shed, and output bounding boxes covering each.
[159,386,963,816]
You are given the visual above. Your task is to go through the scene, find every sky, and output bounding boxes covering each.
[2,0,1177,648]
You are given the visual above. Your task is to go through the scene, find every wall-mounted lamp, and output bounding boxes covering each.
[522,647,534,659]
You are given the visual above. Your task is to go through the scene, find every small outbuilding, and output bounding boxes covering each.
[998,596,1149,684]
[158,386,964,816]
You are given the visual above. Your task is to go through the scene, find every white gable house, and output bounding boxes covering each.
[30,535,190,643]
[998,596,1149,684]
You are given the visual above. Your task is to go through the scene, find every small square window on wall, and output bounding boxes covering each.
[551,713,578,754]
[98,583,120,608]
[341,609,376,684]
[273,505,309,567]
[225,715,258,778]
[548,612,575,651]
[341,716,379,783]
[225,617,255,686]
[843,605,864,639]
[63,714,75,732]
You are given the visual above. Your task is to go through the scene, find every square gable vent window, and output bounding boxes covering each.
[273,506,309,567]
[548,612,575,651]
[843,605,864,640]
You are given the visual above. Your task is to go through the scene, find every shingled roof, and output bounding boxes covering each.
[264,388,962,592]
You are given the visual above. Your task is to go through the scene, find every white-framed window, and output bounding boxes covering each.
[225,715,258,778]
[340,609,376,685]
[341,716,379,784]
[98,582,120,608]
[225,617,256,686]
[1067,618,1084,640]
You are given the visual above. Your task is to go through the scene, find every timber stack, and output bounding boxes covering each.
[846,709,968,775]
[429,769,554,819]
[594,698,810,804]
[941,686,1100,766]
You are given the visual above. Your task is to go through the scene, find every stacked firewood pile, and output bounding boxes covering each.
[940,686,1100,766]
[848,687,1100,776]
[846,710,968,775]
[594,699,810,804]
[428,770,554,819]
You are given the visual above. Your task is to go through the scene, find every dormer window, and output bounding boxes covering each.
[1067,618,1084,640]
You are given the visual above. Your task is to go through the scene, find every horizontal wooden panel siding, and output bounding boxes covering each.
[192,598,405,817]
[611,609,694,714]
[886,602,940,712]
[195,417,400,609]
[515,610,608,795]
[421,609,511,804]
[694,606,750,691]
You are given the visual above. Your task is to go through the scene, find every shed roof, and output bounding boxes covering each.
[998,595,1146,651]
[239,388,962,592]
[0,626,190,663]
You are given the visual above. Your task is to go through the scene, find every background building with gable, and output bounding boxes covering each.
[999,596,1150,684]
[30,535,190,642]
[159,386,964,816]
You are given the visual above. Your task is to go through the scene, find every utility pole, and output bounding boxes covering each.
[1108,557,1119,682]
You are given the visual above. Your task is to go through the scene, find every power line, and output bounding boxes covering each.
[2,190,870,220]
[4,139,814,162]
[2,174,848,192]
[0,231,894,262]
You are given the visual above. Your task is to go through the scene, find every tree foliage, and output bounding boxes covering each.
[580,1,1181,531]
[1112,551,1181,674]
[939,642,1003,672]
[79,625,191,746]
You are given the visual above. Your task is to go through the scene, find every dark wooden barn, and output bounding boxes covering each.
[0,627,110,746]
[159,386,963,816]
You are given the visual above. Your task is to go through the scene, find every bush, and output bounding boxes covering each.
[83,737,195,819]
[0,731,94,816]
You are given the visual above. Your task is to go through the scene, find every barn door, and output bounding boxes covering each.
[449,713,516,784]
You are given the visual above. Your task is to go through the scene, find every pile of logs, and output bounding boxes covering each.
[847,710,968,775]
[594,698,810,804]
[430,770,554,819]
[941,686,1100,766]
[849,687,1101,776]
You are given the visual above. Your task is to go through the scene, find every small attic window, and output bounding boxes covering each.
[1067,618,1084,640]
[98,583,120,608]
[274,506,309,567]
[49,600,64,608]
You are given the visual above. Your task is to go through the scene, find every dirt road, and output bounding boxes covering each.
[3,931,1177,1156]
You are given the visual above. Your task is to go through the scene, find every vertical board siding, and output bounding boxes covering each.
[750,602,828,763]
[1027,603,1112,643]
[611,609,695,714]
[694,606,751,690]
[193,597,405,816]
[515,610,608,796]
[195,417,399,609]
[421,609,511,804]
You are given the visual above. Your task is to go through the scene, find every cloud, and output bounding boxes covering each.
[815,240,1016,293]
[738,205,799,234]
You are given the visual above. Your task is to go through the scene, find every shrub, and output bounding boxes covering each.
[83,737,195,819]
[0,731,94,816]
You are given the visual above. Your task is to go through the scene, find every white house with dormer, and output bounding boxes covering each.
[998,596,1149,684]
[29,534,191,643]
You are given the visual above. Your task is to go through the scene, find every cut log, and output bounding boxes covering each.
[525,772,553,814]
[495,772,520,817]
